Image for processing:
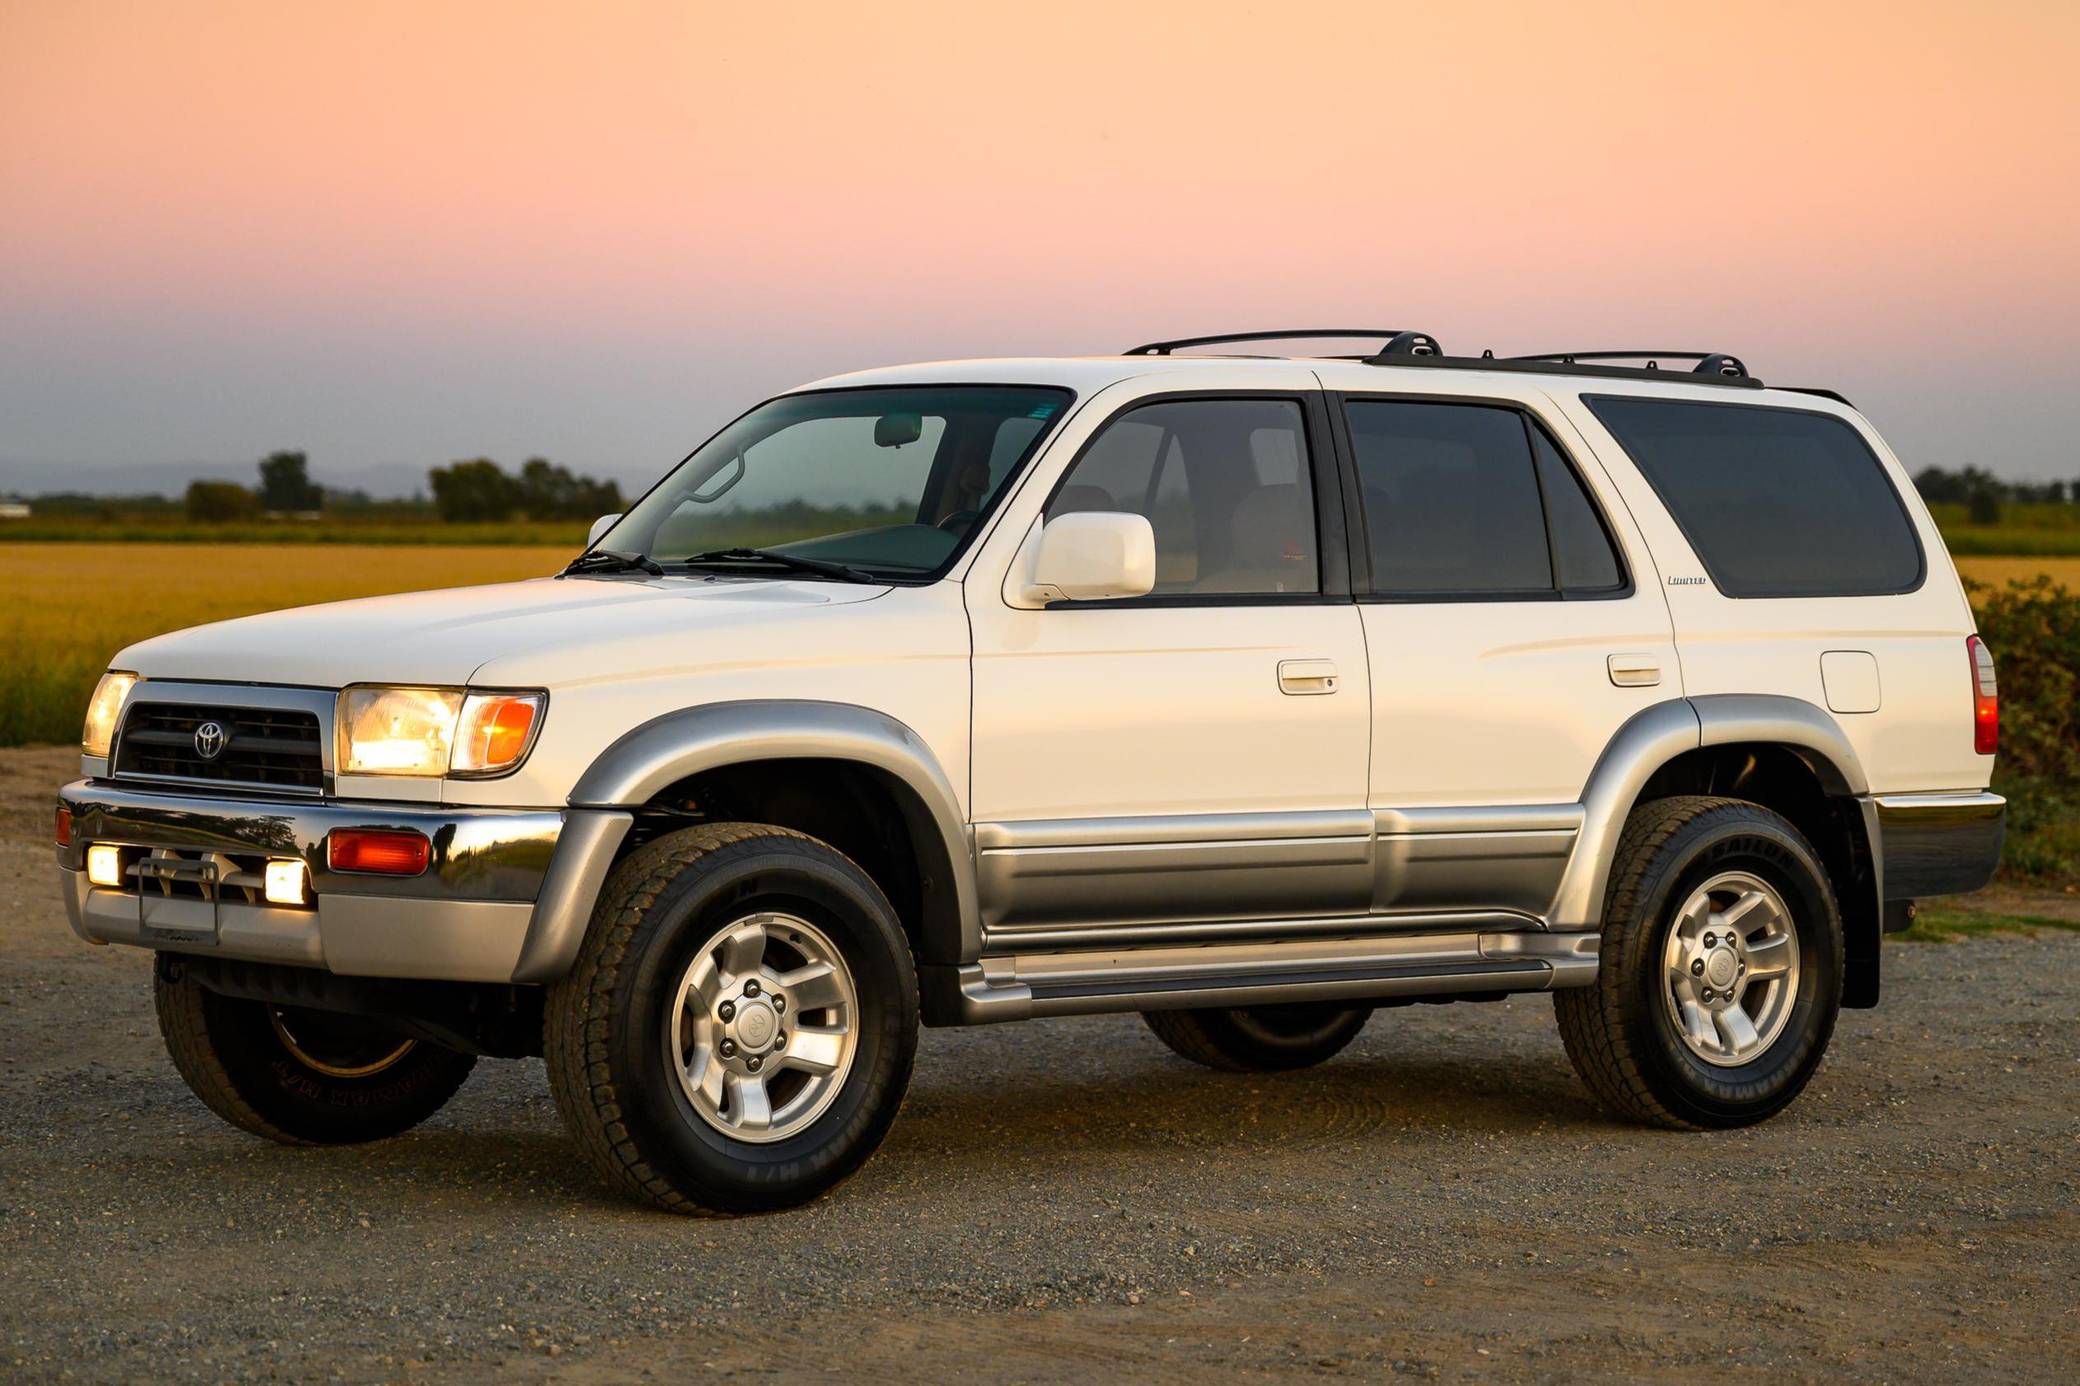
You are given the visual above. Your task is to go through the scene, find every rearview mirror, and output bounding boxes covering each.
[586,513,622,548]
[1022,512,1156,604]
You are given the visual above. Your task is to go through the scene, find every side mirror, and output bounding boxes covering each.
[586,513,622,549]
[1021,512,1156,604]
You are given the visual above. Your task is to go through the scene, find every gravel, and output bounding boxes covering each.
[3,744,2074,1381]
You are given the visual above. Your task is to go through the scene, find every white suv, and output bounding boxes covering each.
[57,330,2005,1214]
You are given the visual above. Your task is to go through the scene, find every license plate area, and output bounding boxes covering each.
[133,855,221,945]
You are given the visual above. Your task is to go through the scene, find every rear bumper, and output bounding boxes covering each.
[56,780,629,984]
[1869,791,2006,901]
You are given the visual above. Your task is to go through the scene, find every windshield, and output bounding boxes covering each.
[596,385,1074,580]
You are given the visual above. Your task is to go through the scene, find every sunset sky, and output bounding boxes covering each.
[3,0,2077,492]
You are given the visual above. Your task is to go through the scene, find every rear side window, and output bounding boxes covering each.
[1586,397,1924,598]
[1344,399,1627,598]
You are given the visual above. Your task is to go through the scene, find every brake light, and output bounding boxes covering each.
[1967,635,1998,755]
[328,828,432,876]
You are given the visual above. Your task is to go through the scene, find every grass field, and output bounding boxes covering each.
[2,540,2075,748]
[0,543,572,745]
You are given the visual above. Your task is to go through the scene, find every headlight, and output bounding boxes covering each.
[336,686,545,778]
[82,671,137,758]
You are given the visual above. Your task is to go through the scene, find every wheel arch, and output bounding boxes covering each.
[1555,696,1880,1003]
[554,700,978,974]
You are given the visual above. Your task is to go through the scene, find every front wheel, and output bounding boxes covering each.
[153,962,476,1144]
[545,823,918,1215]
[1555,796,1843,1129]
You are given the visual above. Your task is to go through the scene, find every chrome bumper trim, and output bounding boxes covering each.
[1869,791,2006,900]
[57,780,633,984]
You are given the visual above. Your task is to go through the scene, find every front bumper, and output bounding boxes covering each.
[1869,791,2007,901]
[56,780,629,984]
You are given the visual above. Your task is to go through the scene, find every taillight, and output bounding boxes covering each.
[1967,635,1998,755]
[328,828,432,876]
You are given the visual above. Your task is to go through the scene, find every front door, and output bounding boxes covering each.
[967,392,1373,944]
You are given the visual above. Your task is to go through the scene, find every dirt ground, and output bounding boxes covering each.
[2,743,2074,1383]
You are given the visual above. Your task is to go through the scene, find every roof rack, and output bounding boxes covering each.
[1123,329,1441,358]
[1119,330,1764,388]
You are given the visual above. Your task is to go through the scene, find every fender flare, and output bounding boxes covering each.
[565,698,978,958]
[1550,694,1871,929]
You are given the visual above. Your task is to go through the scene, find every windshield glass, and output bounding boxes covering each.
[598,385,1074,579]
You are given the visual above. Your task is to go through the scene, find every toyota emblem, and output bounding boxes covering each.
[192,720,228,761]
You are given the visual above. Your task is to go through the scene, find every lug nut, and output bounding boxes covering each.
[746,1055,763,1072]
[718,1000,736,1022]
[743,979,761,997]
[1703,932,1716,947]
[773,996,786,1014]
[1701,989,1714,1003]
[719,1039,737,1057]
[774,1031,786,1048]
[1692,960,1705,976]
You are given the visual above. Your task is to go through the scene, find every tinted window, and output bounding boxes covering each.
[1346,400,1624,597]
[1532,426,1624,592]
[1587,397,1923,598]
[1048,398,1319,596]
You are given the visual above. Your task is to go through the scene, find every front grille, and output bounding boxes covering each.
[113,702,324,792]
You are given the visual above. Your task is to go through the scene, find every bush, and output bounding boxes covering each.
[1966,576,2080,885]
[184,480,257,522]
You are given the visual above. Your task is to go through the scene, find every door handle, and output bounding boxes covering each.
[1278,659,1340,695]
[1607,654,1662,688]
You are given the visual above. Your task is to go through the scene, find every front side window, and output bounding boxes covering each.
[1346,399,1627,598]
[1045,398,1320,597]
[599,386,1072,580]
[1586,397,1923,598]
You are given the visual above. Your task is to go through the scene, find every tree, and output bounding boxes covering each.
[516,457,624,519]
[256,450,323,512]
[185,479,258,522]
[427,459,521,522]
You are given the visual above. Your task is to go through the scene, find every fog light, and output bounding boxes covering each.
[86,844,123,887]
[264,859,311,906]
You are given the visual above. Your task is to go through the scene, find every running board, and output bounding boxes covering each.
[922,931,1599,1026]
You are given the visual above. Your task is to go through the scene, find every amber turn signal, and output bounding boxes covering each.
[328,828,432,876]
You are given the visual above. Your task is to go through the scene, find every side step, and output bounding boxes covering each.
[924,931,1598,1026]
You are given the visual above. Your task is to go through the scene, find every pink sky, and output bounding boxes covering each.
[3,0,2077,488]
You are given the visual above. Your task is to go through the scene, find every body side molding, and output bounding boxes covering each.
[568,699,980,962]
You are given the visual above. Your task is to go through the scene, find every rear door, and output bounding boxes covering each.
[1332,383,1680,918]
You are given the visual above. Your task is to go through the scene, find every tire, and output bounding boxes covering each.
[1142,1002,1372,1072]
[153,963,476,1145]
[545,822,918,1215]
[1555,796,1844,1130]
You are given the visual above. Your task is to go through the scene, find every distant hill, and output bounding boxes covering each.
[4,458,457,501]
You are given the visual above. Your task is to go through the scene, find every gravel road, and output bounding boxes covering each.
[3,744,2074,1382]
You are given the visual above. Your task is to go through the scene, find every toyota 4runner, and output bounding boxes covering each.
[56,330,2006,1214]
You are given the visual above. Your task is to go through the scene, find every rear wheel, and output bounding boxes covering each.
[153,962,476,1144]
[1555,796,1843,1129]
[1142,1002,1372,1072]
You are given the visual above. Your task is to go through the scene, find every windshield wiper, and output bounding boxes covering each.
[563,548,664,577]
[678,548,880,584]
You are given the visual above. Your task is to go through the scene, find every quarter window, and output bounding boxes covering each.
[1586,397,1923,598]
[1345,400,1626,598]
[1047,398,1320,596]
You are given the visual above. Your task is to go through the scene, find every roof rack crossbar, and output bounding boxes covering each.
[1508,350,1749,379]
[1124,329,1440,357]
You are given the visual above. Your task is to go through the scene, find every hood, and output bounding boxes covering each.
[116,574,890,688]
